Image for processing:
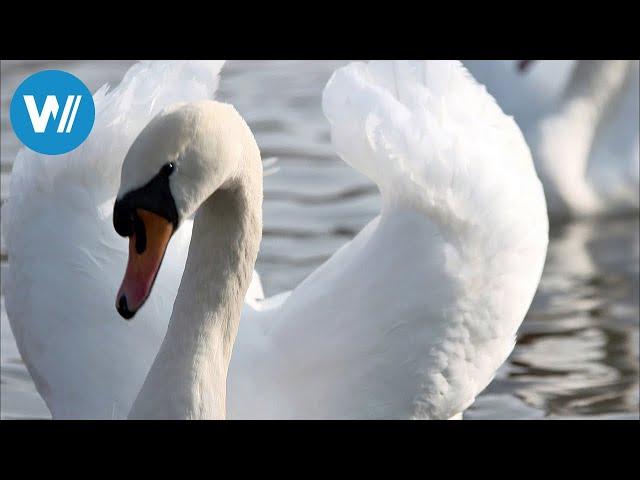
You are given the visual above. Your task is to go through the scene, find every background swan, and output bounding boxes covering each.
[3,60,548,419]
[464,60,640,219]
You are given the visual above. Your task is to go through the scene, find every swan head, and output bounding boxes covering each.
[113,100,256,319]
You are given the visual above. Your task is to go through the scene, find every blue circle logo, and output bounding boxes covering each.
[10,70,95,155]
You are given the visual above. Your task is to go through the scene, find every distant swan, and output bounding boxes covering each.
[2,60,548,419]
[465,60,640,219]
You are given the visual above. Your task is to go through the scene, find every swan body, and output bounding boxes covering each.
[464,60,640,219]
[229,61,548,418]
[3,60,549,419]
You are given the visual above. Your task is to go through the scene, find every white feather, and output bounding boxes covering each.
[465,60,639,219]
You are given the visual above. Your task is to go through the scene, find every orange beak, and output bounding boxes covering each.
[116,209,173,319]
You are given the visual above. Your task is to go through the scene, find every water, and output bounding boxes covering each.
[1,60,638,420]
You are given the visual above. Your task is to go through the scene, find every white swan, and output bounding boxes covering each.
[464,60,640,220]
[2,60,264,419]
[2,60,548,419]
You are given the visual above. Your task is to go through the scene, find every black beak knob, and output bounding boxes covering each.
[113,199,134,237]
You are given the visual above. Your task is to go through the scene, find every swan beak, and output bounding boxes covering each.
[517,60,534,73]
[116,209,173,320]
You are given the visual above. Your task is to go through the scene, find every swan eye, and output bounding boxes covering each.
[161,162,175,176]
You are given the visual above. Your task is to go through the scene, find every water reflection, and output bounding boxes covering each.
[467,218,639,419]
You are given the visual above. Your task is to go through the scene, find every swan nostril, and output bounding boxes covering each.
[117,294,135,320]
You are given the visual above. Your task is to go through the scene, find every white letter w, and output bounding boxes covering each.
[23,95,82,133]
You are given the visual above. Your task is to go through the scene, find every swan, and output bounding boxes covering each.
[1,60,264,419]
[464,60,640,220]
[2,60,548,419]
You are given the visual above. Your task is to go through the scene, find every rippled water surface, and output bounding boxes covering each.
[1,60,638,419]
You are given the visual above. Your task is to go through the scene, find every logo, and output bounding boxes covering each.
[10,70,95,155]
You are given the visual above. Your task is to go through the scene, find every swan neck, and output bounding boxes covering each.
[535,60,631,216]
[129,179,262,419]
